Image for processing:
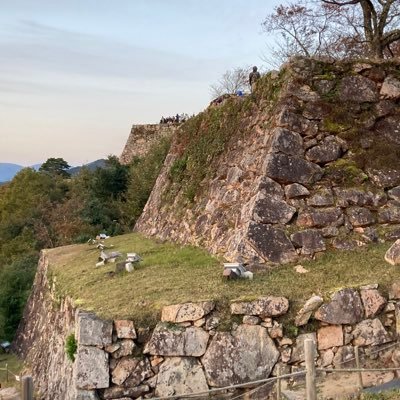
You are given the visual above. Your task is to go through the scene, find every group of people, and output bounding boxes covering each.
[160,113,190,124]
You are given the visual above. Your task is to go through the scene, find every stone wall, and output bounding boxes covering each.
[119,124,177,165]
[14,254,400,399]
[135,58,400,265]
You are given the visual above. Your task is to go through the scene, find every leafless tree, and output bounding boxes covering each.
[263,0,400,64]
[210,67,250,98]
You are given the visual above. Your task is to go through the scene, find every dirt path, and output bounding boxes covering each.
[0,388,20,400]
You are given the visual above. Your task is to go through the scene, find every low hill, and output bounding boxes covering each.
[0,163,23,182]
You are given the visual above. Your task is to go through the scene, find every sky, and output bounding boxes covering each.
[0,0,282,166]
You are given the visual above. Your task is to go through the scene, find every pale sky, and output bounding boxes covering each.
[0,0,281,166]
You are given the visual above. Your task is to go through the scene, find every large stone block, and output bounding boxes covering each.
[379,203,400,224]
[346,207,375,227]
[111,357,153,386]
[315,288,364,324]
[338,76,379,103]
[317,325,343,350]
[144,323,209,356]
[380,76,400,100]
[155,357,209,397]
[305,138,342,164]
[75,346,109,390]
[100,385,149,399]
[247,222,298,264]
[201,325,279,387]
[231,296,289,317]
[161,301,215,323]
[360,289,387,318]
[290,333,316,363]
[268,127,304,156]
[295,295,323,326]
[114,320,136,339]
[353,318,391,346]
[290,229,326,255]
[76,312,112,347]
[252,192,296,224]
[264,153,323,186]
[297,208,343,228]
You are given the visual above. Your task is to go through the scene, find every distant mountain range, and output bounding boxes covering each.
[0,159,106,183]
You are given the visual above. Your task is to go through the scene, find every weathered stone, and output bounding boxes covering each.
[346,207,375,227]
[360,289,387,318]
[297,208,343,228]
[285,183,310,199]
[307,189,334,207]
[144,323,209,356]
[161,301,215,323]
[201,325,279,387]
[156,357,209,396]
[389,281,400,300]
[380,76,400,100]
[333,187,387,207]
[101,385,149,400]
[76,311,112,347]
[247,222,298,264]
[124,358,153,387]
[314,79,335,95]
[353,318,391,346]
[338,75,379,103]
[388,186,400,202]
[268,127,304,156]
[268,323,283,339]
[385,239,400,265]
[231,296,289,317]
[295,295,324,326]
[321,226,339,238]
[333,346,355,368]
[375,100,396,118]
[290,333,316,363]
[193,318,206,327]
[75,390,100,400]
[275,108,317,135]
[111,358,131,386]
[252,192,296,224]
[114,320,136,339]
[205,315,220,330]
[331,238,358,251]
[105,343,120,354]
[264,153,323,186]
[367,169,400,189]
[111,340,136,359]
[379,203,400,224]
[243,315,261,325]
[306,139,342,164]
[290,229,326,255]
[315,288,364,324]
[258,176,284,196]
[75,346,109,390]
[317,325,343,350]
[320,349,335,367]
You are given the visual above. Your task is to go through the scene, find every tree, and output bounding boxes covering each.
[210,67,250,98]
[263,0,400,64]
[39,157,71,177]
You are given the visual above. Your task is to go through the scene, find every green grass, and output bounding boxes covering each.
[361,390,400,399]
[0,353,23,388]
[47,233,400,327]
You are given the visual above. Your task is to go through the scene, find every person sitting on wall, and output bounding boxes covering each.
[249,66,261,92]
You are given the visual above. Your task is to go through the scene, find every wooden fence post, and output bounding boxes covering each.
[355,346,363,391]
[276,365,281,400]
[21,376,34,400]
[305,338,317,400]
[5,363,8,382]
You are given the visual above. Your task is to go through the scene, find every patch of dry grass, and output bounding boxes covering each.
[47,233,400,327]
[0,353,23,388]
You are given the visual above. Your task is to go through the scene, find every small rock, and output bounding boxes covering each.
[380,75,400,100]
[385,239,400,265]
[111,340,136,359]
[360,289,387,318]
[389,281,400,299]
[317,325,343,350]
[243,315,261,325]
[231,296,289,317]
[114,320,136,339]
[295,295,324,326]
[161,301,215,323]
[294,265,309,274]
[285,183,310,199]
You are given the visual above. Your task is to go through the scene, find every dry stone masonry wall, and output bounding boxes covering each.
[135,58,400,265]
[119,124,177,165]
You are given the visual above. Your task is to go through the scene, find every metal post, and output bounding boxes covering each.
[305,338,317,400]
[21,376,34,400]
[355,346,363,391]
[276,365,281,400]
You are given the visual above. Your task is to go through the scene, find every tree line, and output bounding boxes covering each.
[0,138,170,340]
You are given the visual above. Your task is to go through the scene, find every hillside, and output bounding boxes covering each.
[136,57,400,265]
[0,163,23,182]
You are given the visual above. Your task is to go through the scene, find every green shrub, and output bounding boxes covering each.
[65,334,77,362]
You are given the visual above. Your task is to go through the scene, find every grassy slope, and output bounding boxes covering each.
[0,353,23,388]
[47,233,400,326]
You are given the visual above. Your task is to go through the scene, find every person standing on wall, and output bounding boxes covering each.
[249,66,261,92]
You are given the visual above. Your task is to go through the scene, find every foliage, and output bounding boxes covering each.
[39,157,71,178]
[65,334,77,362]
[361,390,400,400]
[263,0,400,65]
[210,67,250,98]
